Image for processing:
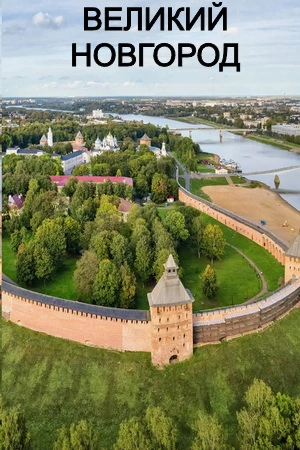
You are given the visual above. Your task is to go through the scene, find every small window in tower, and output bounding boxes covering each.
[183,334,186,338]
[159,338,161,342]
[167,318,169,322]
[158,328,160,332]
[159,318,161,323]
[183,343,185,347]
[178,315,181,320]
[173,269,175,272]
[173,337,175,340]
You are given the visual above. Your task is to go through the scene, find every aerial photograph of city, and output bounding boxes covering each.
[1,0,300,449]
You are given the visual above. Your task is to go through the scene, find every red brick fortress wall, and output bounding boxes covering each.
[179,187,287,264]
[2,282,151,352]
[193,280,300,345]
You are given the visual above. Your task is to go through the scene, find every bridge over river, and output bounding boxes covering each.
[169,127,256,132]
[243,165,300,176]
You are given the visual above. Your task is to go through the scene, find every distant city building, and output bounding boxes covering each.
[8,194,25,211]
[271,124,300,136]
[215,167,228,174]
[61,150,86,174]
[6,148,47,157]
[138,134,167,159]
[50,175,133,188]
[244,120,262,128]
[92,109,104,119]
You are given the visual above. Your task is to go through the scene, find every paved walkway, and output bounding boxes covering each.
[172,154,191,191]
[226,243,268,304]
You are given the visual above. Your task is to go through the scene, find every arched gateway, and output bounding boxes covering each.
[148,255,194,366]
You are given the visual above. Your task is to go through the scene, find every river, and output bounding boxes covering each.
[113,114,300,211]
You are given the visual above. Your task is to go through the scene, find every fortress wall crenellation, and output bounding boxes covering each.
[2,188,299,358]
[193,281,300,344]
[2,287,152,352]
[179,187,287,264]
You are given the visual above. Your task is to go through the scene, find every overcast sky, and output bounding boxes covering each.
[3,0,300,97]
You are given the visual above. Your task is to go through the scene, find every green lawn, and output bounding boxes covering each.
[196,164,215,173]
[2,233,79,300]
[178,177,186,188]
[3,310,300,450]
[179,245,261,310]
[190,177,229,197]
[230,175,247,184]
[199,214,284,291]
[200,152,216,159]
[2,233,17,281]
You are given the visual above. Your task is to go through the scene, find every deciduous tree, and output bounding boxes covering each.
[16,243,36,286]
[201,265,219,299]
[163,210,189,244]
[92,260,120,306]
[192,412,228,450]
[74,251,98,301]
[0,403,31,450]
[53,420,97,450]
[202,224,225,264]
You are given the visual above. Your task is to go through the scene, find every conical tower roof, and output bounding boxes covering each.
[286,234,300,258]
[40,134,47,141]
[76,131,83,138]
[141,133,151,140]
[148,254,194,307]
[164,254,178,271]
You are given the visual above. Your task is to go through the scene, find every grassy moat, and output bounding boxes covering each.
[3,309,300,449]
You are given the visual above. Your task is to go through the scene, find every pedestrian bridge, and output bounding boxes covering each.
[169,127,256,132]
[244,165,300,176]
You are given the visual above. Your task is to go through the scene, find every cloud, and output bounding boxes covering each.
[32,12,64,29]
[123,82,136,87]
[42,82,58,89]
[224,27,238,34]
[3,24,26,35]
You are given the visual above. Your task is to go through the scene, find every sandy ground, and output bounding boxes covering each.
[202,185,300,246]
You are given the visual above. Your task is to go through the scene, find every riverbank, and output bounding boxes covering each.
[166,115,229,129]
[201,185,300,245]
[167,115,300,153]
[234,132,300,153]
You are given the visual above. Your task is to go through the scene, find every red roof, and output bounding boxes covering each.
[50,175,133,187]
[72,144,87,151]
[11,194,25,209]
[118,198,134,213]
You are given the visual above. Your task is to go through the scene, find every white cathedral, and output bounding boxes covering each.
[92,132,119,154]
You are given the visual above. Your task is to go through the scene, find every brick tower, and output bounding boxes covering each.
[285,234,300,283]
[75,131,84,146]
[148,255,194,366]
[140,133,152,147]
